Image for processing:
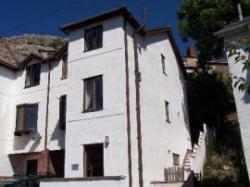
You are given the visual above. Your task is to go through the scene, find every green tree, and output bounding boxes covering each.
[178,0,250,67]
[227,36,250,93]
[187,70,235,140]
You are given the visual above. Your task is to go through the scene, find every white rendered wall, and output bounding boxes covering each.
[40,179,126,187]
[124,23,191,187]
[0,66,15,176]
[0,58,66,176]
[65,16,129,187]
[137,33,191,186]
[9,58,66,155]
[225,34,250,178]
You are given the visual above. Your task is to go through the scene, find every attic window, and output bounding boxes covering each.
[84,25,103,51]
[25,64,41,88]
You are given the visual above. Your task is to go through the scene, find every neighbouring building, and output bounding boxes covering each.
[0,7,194,187]
[215,16,250,179]
[183,46,230,76]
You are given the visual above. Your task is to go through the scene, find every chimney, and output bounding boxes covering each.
[237,3,244,21]
[186,46,197,58]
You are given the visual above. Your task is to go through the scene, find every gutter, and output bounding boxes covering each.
[133,25,145,187]
[123,19,133,187]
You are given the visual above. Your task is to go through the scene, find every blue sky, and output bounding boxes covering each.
[0,0,192,55]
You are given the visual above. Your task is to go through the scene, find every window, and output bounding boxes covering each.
[84,144,104,177]
[173,153,180,166]
[83,75,103,112]
[161,54,167,75]
[15,104,38,136]
[84,25,103,51]
[26,159,38,176]
[59,95,67,130]
[61,55,68,80]
[165,101,170,123]
[25,64,41,88]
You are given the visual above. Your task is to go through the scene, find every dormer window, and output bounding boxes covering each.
[84,25,103,51]
[25,64,41,88]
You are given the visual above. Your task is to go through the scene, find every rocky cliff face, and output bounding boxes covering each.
[6,34,66,57]
[0,34,66,68]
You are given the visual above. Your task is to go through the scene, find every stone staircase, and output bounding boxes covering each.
[151,124,210,187]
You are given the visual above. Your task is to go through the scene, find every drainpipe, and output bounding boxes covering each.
[44,60,52,175]
[237,3,244,21]
[133,26,145,187]
[123,19,133,187]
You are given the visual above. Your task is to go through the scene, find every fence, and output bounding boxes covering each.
[164,167,184,183]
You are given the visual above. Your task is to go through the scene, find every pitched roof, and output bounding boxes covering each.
[214,17,250,38]
[60,6,141,34]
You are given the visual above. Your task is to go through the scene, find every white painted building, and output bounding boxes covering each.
[215,17,250,179]
[0,7,192,187]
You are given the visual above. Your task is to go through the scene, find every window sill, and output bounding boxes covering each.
[82,108,103,113]
[24,84,40,89]
[83,46,102,53]
[61,77,67,80]
[14,130,32,136]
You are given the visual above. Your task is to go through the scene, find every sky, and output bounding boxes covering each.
[0,0,192,55]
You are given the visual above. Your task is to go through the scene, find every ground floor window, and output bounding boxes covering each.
[84,144,104,177]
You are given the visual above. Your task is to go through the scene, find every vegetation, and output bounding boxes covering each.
[178,0,250,67]
[227,36,250,93]
[187,70,235,140]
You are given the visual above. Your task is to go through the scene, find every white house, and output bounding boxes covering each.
[0,7,193,187]
[215,17,250,179]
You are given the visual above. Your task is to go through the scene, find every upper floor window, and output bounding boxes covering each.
[15,104,38,136]
[84,25,103,51]
[59,95,67,130]
[25,64,41,88]
[83,75,103,112]
[165,101,170,123]
[61,55,68,80]
[161,54,167,75]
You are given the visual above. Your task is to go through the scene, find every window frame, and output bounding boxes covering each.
[84,25,103,52]
[15,103,39,136]
[83,143,104,177]
[83,75,103,113]
[25,63,41,88]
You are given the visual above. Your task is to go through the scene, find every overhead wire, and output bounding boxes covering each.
[0,0,83,36]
